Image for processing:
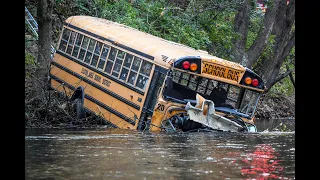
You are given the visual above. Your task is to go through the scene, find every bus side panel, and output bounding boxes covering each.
[53,54,144,105]
[50,54,144,129]
[50,65,140,118]
[51,79,135,129]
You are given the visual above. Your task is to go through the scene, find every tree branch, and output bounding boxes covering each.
[232,0,250,63]
[265,68,293,93]
[246,0,280,68]
[280,30,295,61]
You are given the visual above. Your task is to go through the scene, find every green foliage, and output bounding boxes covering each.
[198,10,236,59]
[268,76,294,97]
[68,0,294,95]
[25,53,35,66]
[88,0,211,50]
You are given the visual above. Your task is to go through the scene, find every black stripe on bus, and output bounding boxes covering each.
[50,74,136,126]
[51,61,141,110]
[83,107,118,128]
[49,83,119,128]
[55,50,144,95]
[63,22,155,61]
[84,95,136,126]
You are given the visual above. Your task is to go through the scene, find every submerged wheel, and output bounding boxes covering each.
[74,98,85,119]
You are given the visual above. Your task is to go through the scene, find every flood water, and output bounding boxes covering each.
[25,126,295,179]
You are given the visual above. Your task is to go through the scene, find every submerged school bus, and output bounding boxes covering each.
[50,16,265,133]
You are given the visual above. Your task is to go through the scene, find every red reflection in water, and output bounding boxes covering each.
[241,144,284,180]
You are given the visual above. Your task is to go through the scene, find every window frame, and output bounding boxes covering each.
[56,27,155,92]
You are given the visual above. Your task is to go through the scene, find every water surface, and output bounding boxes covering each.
[25,128,295,179]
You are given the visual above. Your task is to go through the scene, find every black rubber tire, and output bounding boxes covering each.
[74,98,85,119]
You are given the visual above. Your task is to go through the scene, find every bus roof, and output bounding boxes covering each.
[65,16,244,69]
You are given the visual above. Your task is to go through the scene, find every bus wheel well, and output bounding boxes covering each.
[70,86,85,103]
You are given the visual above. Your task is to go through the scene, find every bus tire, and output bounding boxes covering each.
[74,98,85,119]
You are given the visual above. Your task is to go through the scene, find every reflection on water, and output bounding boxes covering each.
[25,128,295,180]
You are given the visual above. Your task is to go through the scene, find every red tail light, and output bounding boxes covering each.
[182,61,190,70]
[252,79,259,87]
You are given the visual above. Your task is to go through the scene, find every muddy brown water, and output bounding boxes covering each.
[25,120,295,180]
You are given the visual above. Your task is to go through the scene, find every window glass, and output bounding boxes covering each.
[95,42,102,55]
[62,28,70,41]
[66,45,73,54]
[120,68,129,81]
[188,82,197,91]
[58,40,67,51]
[78,49,86,60]
[97,59,106,70]
[199,78,208,87]
[140,60,152,76]
[112,71,119,77]
[117,50,125,59]
[69,31,76,45]
[227,85,240,101]
[108,47,117,61]
[72,46,79,57]
[88,39,96,52]
[91,54,99,67]
[84,52,92,63]
[181,73,190,80]
[136,75,149,90]
[113,63,121,73]
[132,57,141,71]
[128,71,137,85]
[239,90,259,116]
[105,61,113,74]
[208,80,218,90]
[124,54,133,68]
[101,45,109,59]
[172,71,181,83]
[115,57,123,66]
[81,36,89,48]
[180,73,189,86]
[197,85,206,94]
[75,34,83,46]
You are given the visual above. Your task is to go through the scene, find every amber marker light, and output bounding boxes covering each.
[244,77,252,85]
[190,63,198,71]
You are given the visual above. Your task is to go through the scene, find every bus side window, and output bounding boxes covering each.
[58,28,70,52]
[66,31,76,54]
[78,36,89,61]
[135,60,152,90]
[84,39,96,64]
[97,44,109,70]
[128,57,141,85]
[119,54,133,81]
[72,33,83,58]
[112,50,125,77]
[105,47,117,74]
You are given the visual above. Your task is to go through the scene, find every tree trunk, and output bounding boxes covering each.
[232,0,250,63]
[232,0,295,91]
[245,0,280,68]
[259,0,295,89]
[36,0,54,77]
[232,0,280,68]
[289,71,295,87]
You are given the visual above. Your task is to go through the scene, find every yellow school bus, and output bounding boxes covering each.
[50,16,265,133]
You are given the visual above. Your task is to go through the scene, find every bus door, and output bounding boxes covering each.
[137,66,167,130]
